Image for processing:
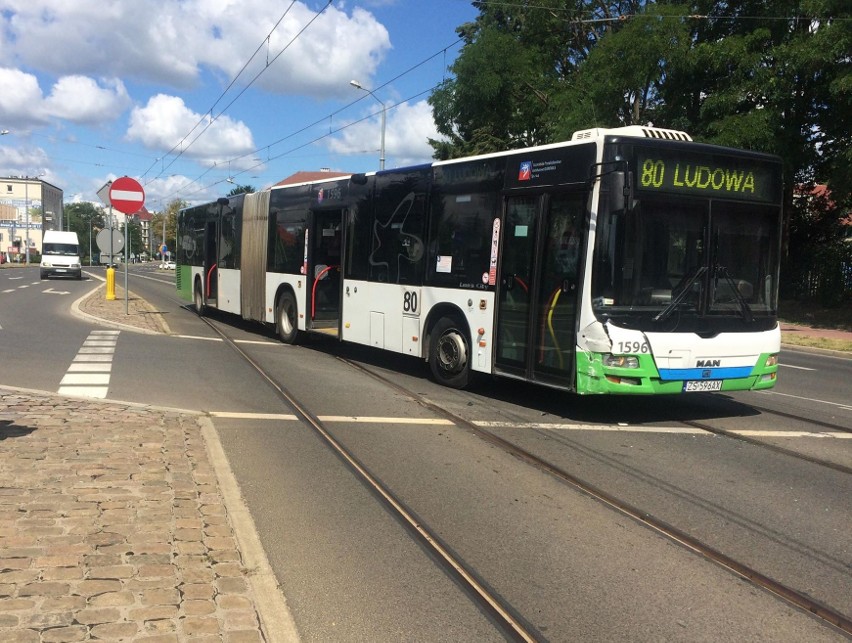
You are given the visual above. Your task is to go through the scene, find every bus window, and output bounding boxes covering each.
[428,189,499,288]
[368,171,429,284]
[220,211,239,269]
[270,208,307,274]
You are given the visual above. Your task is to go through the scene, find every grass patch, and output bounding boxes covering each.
[780,334,852,352]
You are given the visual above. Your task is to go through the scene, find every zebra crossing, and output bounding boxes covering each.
[58,330,119,399]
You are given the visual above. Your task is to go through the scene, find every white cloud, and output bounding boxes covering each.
[0,1,391,97]
[126,94,255,162]
[0,67,131,127]
[0,141,51,176]
[0,68,49,127]
[44,76,131,124]
[328,99,442,168]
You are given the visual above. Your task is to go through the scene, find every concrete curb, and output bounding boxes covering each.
[69,270,170,335]
[199,417,301,642]
[780,343,852,360]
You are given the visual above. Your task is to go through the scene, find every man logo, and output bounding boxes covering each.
[696,359,721,368]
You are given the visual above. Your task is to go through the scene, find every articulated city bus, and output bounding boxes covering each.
[176,126,783,393]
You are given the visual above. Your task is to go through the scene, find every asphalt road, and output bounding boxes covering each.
[2,264,849,641]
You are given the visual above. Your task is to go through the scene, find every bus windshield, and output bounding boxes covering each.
[591,196,780,332]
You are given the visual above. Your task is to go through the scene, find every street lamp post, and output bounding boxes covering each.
[350,80,386,170]
[24,180,29,265]
[23,173,45,265]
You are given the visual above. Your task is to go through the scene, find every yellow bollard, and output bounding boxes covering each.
[105,266,116,300]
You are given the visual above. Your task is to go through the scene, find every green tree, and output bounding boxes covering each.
[64,202,106,263]
[432,0,851,301]
[151,198,185,257]
[227,184,256,195]
[429,1,643,159]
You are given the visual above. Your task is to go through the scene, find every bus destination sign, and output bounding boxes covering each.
[634,149,780,203]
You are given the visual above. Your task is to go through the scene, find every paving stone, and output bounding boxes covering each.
[0,386,271,642]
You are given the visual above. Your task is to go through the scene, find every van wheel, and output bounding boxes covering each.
[276,291,301,344]
[194,282,205,316]
[429,316,471,389]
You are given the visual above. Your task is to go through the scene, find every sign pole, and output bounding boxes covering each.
[125,215,130,314]
[106,204,115,300]
[106,176,145,312]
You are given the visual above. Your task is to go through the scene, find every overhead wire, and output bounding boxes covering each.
[141,0,331,184]
[154,35,465,206]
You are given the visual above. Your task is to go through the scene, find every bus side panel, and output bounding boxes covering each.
[340,280,497,371]
[421,287,497,374]
[340,280,419,354]
[217,268,241,315]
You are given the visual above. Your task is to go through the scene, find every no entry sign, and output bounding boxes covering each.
[109,176,145,214]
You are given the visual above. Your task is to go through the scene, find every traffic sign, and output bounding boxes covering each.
[109,176,145,214]
[96,228,125,255]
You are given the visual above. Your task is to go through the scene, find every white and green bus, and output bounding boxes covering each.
[176,126,783,394]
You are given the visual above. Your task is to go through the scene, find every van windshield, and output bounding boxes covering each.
[43,243,79,256]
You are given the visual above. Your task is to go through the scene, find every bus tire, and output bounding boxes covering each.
[194,281,206,316]
[276,291,300,344]
[429,316,471,389]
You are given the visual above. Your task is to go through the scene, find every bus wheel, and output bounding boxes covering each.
[194,282,206,316]
[429,316,470,389]
[277,291,300,344]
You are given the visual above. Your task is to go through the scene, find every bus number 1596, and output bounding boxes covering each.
[616,341,649,354]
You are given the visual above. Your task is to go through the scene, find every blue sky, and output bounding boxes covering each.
[0,0,479,210]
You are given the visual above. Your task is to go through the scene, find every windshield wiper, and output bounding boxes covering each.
[715,265,753,322]
[653,266,707,323]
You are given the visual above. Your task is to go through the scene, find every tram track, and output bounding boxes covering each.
[679,418,852,475]
[184,307,851,638]
[195,314,540,642]
[331,355,852,638]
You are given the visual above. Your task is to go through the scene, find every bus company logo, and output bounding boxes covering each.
[696,359,721,368]
[518,161,532,181]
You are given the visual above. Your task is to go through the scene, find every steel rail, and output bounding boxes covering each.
[338,357,852,637]
[197,315,541,642]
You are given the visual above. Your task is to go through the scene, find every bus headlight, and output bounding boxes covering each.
[765,354,779,367]
[603,354,640,369]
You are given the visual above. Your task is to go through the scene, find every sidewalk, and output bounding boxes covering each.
[0,284,297,642]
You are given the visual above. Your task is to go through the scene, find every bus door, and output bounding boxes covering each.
[495,192,585,387]
[203,219,218,306]
[308,209,344,334]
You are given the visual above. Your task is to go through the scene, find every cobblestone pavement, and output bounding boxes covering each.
[0,283,297,642]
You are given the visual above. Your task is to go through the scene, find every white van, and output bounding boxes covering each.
[41,230,82,280]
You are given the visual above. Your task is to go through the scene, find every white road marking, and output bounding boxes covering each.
[205,413,851,438]
[60,373,111,385]
[779,363,816,371]
[758,390,852,411]
[67,363,112,372]
[732,430,852,439]
[58,330,119,399]
[78,346,115,354]
[211,412,298,421]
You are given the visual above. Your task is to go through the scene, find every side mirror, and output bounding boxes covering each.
[609,171,634,213]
